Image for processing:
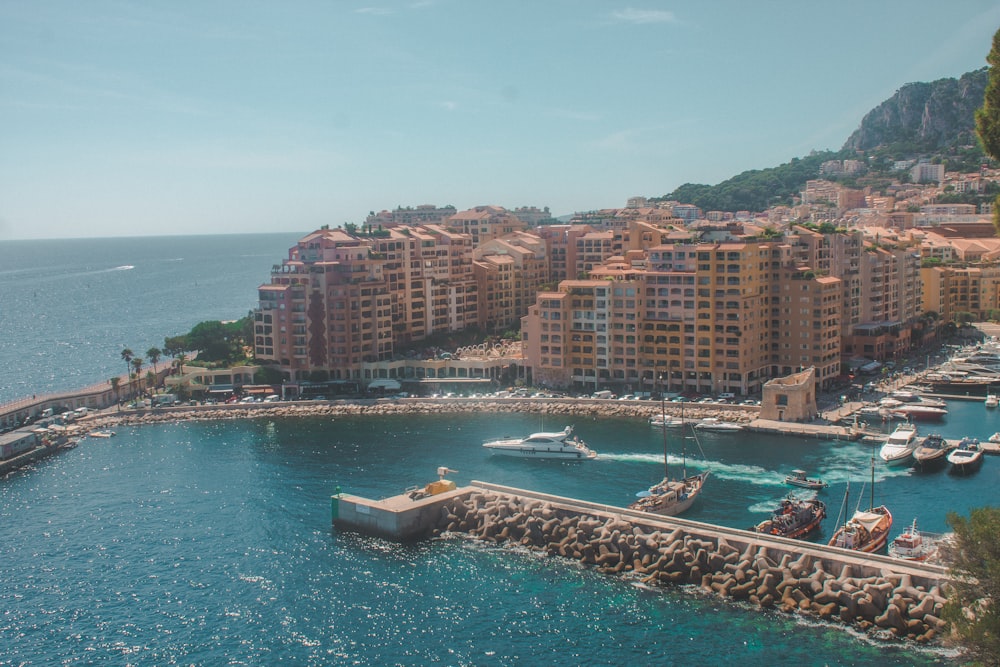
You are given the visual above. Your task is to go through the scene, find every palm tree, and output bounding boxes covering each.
[121,347,133,382]
[131,357,144,397]
[110,377,121,411]
[146,347,162,389]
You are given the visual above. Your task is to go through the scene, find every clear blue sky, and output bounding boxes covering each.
[2,2,999,240]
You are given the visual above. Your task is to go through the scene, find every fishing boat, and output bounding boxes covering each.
[947,438,984,474]
[912,433,955,470]
[482,425,597,460]
[888,518,949,562]
[629,397,708,517]
[829,456,893,553]
[784,469,828,490]
[878,422,917,465]
[753,494,826,539]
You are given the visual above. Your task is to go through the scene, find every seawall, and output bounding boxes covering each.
[333,482,951,644]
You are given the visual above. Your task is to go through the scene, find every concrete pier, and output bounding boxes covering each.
[334,481,951,643]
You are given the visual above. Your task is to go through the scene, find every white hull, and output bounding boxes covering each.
[879,446,914,465]
[482,426,597,460]
[481,443,597,459]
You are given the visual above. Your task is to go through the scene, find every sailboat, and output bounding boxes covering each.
[629,395,708,516]
[828,454,893,553]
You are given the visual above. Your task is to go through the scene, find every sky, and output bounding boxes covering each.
[2,2,1000,241]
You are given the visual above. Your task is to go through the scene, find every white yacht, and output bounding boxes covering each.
[649,414,685,428]
[879,423,918,465]
[693,417,743,433]
[482,426,597,460]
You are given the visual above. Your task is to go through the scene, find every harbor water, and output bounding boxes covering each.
[4,407,994,664]
[0,235,987,664]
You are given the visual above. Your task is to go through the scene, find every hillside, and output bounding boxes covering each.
[842,68,987,153]
[656,69,989,213]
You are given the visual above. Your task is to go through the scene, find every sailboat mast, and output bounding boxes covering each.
[661,381,669,480]
[681,400,687,478]
[870,452,875,510]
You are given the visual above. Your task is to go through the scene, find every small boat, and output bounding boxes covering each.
[482,425,597,460]
[88,430,115,438]
[649,415,685,428]
[987,393,999,408]
[754,495,826,539]
[888,404,948,421]
[693,417,743,433]
[991,432,1000,444]
[878,423,917,465]
[888,518,948,562]
[947,438,984,474]
[829,456,893,553]
[912,433,955,470]
[785,469,828,490]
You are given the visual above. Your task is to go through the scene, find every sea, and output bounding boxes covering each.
[0,234,986,665]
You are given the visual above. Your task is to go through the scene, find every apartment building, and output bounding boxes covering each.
[254,225,477,382]
[446,205,527,246]
[522,240,842,395]
[841,245,922,361]
[366,204,457,227]
[474,232,550,331]
[921,264,1000,321]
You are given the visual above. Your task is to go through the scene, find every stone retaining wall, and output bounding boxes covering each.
[69,398,758,432]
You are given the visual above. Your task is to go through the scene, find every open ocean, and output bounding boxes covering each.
[0,234,982,665]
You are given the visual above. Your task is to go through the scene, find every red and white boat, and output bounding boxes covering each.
[888,404,948,421]
[888,518,949,562]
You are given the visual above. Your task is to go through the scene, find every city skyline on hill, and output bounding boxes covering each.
[2,2,999,241]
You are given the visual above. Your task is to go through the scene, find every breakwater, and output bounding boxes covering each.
[337,482,952,645]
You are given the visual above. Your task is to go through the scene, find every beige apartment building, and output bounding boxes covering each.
[523,239,842,396]
[921,264,1000,322]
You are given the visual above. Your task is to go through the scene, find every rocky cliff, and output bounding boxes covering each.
[842,68,987,152]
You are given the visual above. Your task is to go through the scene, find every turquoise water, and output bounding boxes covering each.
[0,235,980,664]
[1,410,980,665]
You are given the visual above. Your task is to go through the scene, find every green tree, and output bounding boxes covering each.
[943,507,1000,665]
[146,347,162,373]
[975,27,1000,234]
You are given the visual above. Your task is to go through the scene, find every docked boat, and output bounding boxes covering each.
[829,505,893,553]
[785,469,828,490]
[482,426,597,460]
[878,423,917,465]
[887,404,948,421]
[648,415,685,428]
[888,518,949,562]
[754,495,826,539]
[947,438,984,474]
[829,457,893,553]
[630,402,708,517]
[693,417,743,433]
[986,393,999,408]
[912,433,955,470]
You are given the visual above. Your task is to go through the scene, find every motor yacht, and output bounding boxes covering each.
[878,423,917,465]
[482,426,597,460]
